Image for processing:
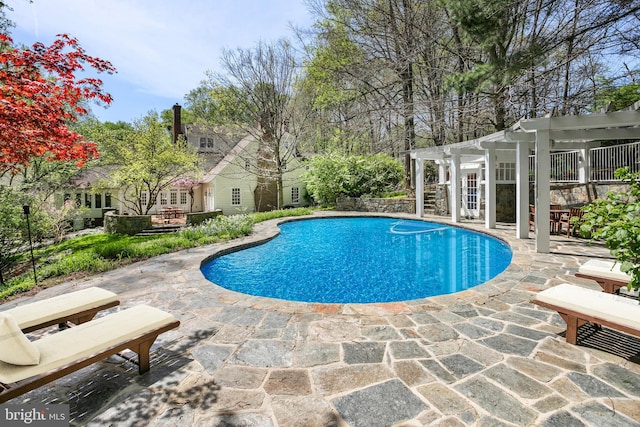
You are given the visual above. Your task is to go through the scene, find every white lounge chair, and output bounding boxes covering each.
[2,287,119,333]
[533,283,640,345]
[575,259,632,294]
[0,305,179,403]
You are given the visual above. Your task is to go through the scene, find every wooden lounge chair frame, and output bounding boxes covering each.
[574,272,629,294]
[0,307,179,403]
[574,259,631,294]
[2,287,120,334]
[533,284,640,345]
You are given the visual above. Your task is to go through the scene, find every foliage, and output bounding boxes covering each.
[41,200,88,243]
[184,84,250,125]
[173,176,200,213]
[95,113,201,214]
[0,186,28,285]
[304,153,403,205]
[579,167,640,295]
[249,207,313,223]
[0,208,313,301]
[592,77,640,112]
[180,214,254,241]
[0,34,115,174]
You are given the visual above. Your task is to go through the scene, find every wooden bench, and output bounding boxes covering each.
[533,283,640,345]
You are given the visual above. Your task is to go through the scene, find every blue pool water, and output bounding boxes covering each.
[201,217,512,304]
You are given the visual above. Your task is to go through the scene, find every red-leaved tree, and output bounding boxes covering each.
[0,33,115,174]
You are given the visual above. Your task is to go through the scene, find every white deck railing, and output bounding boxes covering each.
[528,140,640,183]
[529,151,580,183]
[590,141,640,181]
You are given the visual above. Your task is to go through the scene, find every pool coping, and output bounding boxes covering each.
[194,211,557,315]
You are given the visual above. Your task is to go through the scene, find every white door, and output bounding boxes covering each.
[461,172,479,218]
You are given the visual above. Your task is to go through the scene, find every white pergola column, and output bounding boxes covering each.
[485,148,496,229]
[451,153,461,222]
[578,148,589,184]
[535,130,551,253]
[415,157,423,218]
[438,163,446,184]
[515,140,529,239]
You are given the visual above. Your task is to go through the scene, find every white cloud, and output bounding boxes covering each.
[6,0,312,119]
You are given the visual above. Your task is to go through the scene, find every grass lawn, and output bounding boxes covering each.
[1,208,313,301]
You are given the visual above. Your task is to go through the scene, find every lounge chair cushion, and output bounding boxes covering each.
[0,305,176,384]
[4,287,118,331]
[535,283,640,331]
[578,259,631,283]
[0,313,40,366]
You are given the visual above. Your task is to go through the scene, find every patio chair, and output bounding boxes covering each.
[2,287,119,333]
[558,207,585,237]
[0,304,180,403]
[575,259,631,294]
[533,283,640,344]
[528,204,558,233]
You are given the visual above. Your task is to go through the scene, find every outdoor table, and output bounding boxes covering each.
[161,208,184,219]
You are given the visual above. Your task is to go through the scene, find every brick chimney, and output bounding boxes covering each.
[172,103,183,144]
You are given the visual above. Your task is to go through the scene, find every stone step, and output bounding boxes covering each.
[136,225,184,236]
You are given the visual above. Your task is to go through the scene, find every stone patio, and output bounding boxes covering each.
[2,211,640,426]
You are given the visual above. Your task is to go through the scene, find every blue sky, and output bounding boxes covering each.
[6,0,314,123]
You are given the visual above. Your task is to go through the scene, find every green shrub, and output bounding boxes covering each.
[580,167,640,296]
[182,214,254,238]
[304,153,403,205]
[250,207,313,223]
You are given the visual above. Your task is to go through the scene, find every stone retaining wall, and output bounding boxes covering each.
[546,182,629,206]
[336,197,416,214]
[186,210,223,226]
[104,212,152,235]
[334,183,629,221]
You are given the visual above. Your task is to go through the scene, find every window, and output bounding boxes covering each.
[105,193,112,207]
[245,159,251,171]
[63,193,71,202]
[291,187,300,204]
[141,192,147,206]
[231,188,241,205]
[85,193,92,208]
[95,194,102,208]
[199,137,215,149]
[160,192,168,205]
[180,191,187,205]
[170,191,177,205]
[75,193,82,207]
[496,162,516,182]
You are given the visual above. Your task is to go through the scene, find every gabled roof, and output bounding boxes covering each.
[200,134,255,183]
[65,165,118,189]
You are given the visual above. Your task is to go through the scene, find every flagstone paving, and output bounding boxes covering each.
[3,211,640,426]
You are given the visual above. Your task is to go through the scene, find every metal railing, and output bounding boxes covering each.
[529,151,579,183]
[590,141,640,181]
[528,140,640,183]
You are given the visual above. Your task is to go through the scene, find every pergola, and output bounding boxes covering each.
[411,106,640,253]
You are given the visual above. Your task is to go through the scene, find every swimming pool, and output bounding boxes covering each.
[201,217,512,304]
